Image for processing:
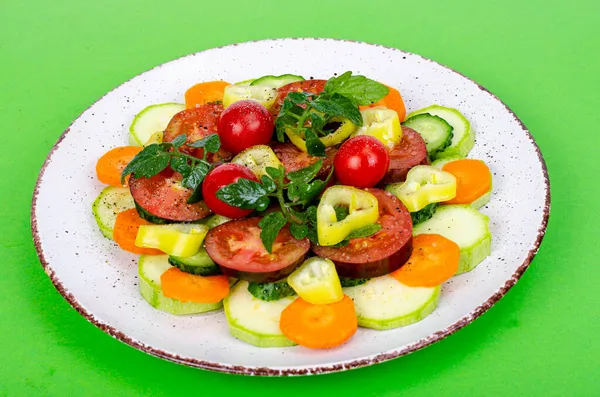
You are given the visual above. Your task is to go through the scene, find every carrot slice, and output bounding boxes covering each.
[96,146,142,187]
[113,209,163,255]
[391,234,460,287]
[279,295,358,349]
[185,81,230,109]
[360,85,406,122]
[160,268,229,303]
[442,159,492,204]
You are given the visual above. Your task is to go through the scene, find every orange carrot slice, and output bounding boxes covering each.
[96,146,142,187]
[160,268,229,303]
[185,81,230,109]
[391,234,460,287]
[113,209,163,255]
[442,159,492,204]
[279,295,358,349]
[360,85,406,122]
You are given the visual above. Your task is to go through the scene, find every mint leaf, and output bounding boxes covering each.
[258,212,288,253]
[121,144,170,184]
[324,71,389,105]
[181,161,211,189]
[304,128,326,157]
[171,134,187,148]
[170,156,191,176]
[187,185,204,204]
[260,175,277,193]
[347,223,382,239]
[287,160,322,183]
[312,94,362,126]
[216,178,270,210]
[309,112,326,132]
[247,280,296,301]
[189,134,221,153]
[266,166,284,182]
[334,205,350,221]
[289,223,308,240]
[287,179,326,205]
[286,92,310,105]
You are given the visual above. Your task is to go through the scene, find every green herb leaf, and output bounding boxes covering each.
[410,202,439,226]
[304,128,326,157]
[181,161,211,189]
[289,223,309,240]
[287,179,326,205]
[171,134,187,148]
[334,205,350,221]
[186,185,204,204]
[265,166,284,182]
[340,277,369,288]
[287,160,323,183]
[216,178,270,210]
[347,223,382,239]
[311,94,362,126]
[189,133,221,153]
[120,144,170,184]
[247,280,296,302]
[258,212,288,253]
[170,156,191,176]
[260,175,277,193]
[306,225,319,244]
[305,206,318,224]
[309,112,326,131]
[286,92,310,105]
[324,71,389,105]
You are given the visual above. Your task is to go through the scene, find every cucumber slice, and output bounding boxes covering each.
[413,205,491,274]
[199,214,231,229]
[222,84,277,109]
[407,105,474,159]
[168,248,221,276]
[138,255,222,315]
[234,78,255,86]
[129,103,185,146]
[92,186,135,239]
[223,281,296,347]
[344,275,440,330]
[402,113,453,159]
[134,202,174,224]
[250,74,305,89]
[431,155,463,169]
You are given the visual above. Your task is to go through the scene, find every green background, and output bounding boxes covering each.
[1,0,598,395]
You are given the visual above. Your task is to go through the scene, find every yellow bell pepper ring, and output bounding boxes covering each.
[231,145,283,179]
[317,186,380,246]
[285,116,357,153]
[222,84,278,109]
[287,257,344,305]
[135,224,209,257]
[386,165,457,212]
[353,107,402,149]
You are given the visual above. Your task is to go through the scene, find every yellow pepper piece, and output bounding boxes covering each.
[317,186,379,246]
[386,165,457,212]
[231,145,283,179]
[135,224,208,257]
[287,257,344,305]
[286,116,357,152]
[353,107,402,149]
[222,84,277,109]
[143,131,163,146]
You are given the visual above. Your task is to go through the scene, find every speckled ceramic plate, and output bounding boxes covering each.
[31,38,550,376]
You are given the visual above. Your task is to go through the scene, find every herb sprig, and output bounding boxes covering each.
[121,133,220,204]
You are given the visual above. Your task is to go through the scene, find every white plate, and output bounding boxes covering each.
[31,38,550,376]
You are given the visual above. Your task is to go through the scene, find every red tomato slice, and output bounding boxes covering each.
[129,170,211,223]
[271,143,336,181]
[270,79,327,116]
[204,217,310,282]
[312,188,413,278]
[163,104,232,162]
[381,126,429,184]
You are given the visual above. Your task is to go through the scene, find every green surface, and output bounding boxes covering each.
[1,0,598,395]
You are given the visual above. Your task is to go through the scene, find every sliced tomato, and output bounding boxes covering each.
[271,142,336,180]
[270,79,327,116]
[204,217,310,282]
[312,188,413,278]
[380,126,429,184]
[163,104,232,162]
[129,169,211,223]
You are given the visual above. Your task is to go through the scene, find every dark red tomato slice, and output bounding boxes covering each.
[380,126,429,184]
[271,142,336,180]
[204,217,310,282]
[312,188,413,278]
[163,104,232,162]
[129,170,211,223]
[270,79,327,116]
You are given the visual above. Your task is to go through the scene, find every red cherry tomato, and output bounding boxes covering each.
[334,136,390,188]
[202,163,258,218]
[218,100,274,154]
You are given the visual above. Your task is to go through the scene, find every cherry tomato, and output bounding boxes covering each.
[218,100,274,155]
[202,163,258,218]
[334,136,390,188]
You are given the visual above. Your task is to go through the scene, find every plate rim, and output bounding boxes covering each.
[30,37,551,376]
